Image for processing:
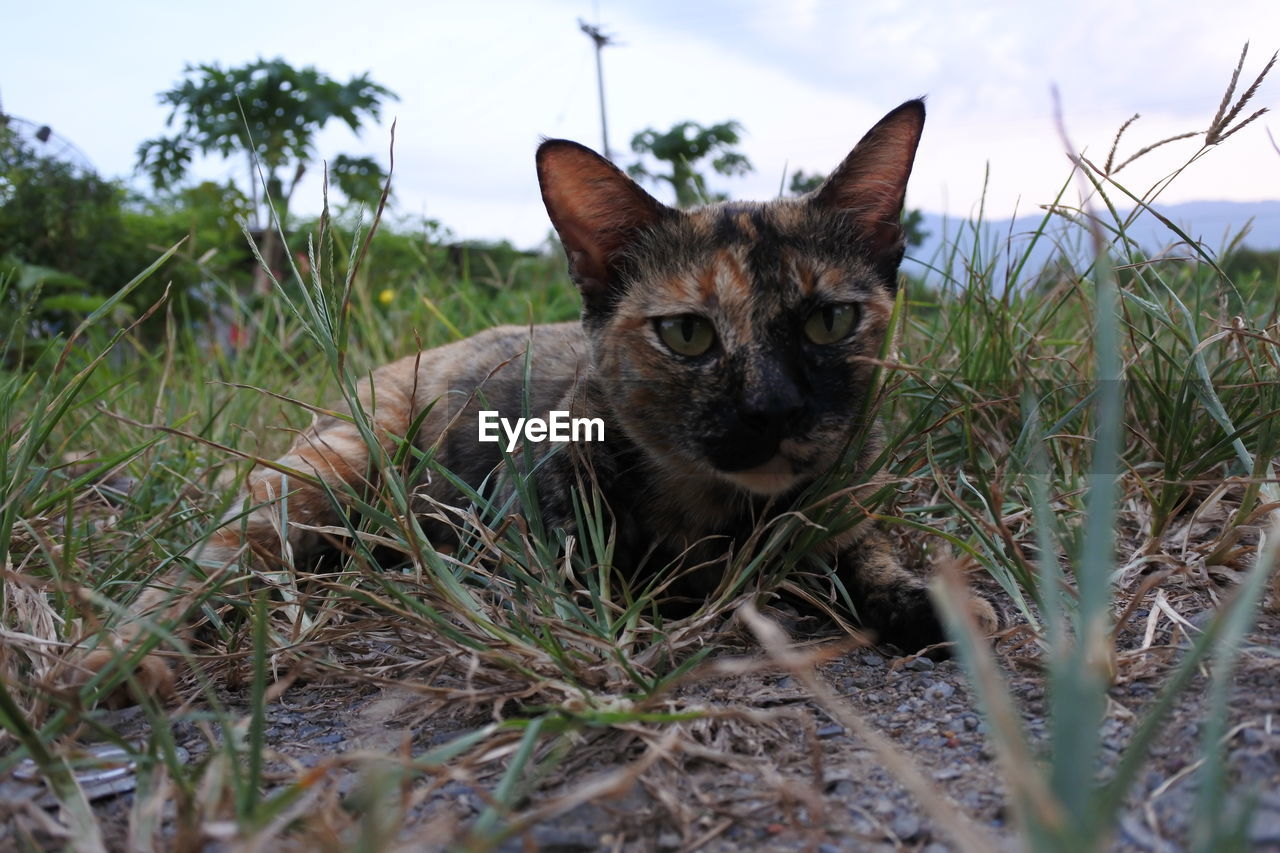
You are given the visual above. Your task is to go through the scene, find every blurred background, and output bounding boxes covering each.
[2,0,1277,332]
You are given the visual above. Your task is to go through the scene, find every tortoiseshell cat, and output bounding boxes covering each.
[81,100,997,699]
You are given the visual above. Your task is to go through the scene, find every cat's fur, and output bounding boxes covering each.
[77,99,997,702]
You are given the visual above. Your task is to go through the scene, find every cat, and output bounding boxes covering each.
[75,99,997,703]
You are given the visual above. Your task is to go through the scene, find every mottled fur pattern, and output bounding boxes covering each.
[78,100,997,703]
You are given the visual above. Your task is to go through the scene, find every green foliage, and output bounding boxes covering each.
[787,168,825,196]
[1221,245,1280,284]
[911,46,1279,852]
[5,171,1275,844]
[133,180,255,271]
[0,124,263,340]
[0,127,181,334]
[136,58,397,224]
[2,49,1277,848]
[329,153,392,210]
[787,168,928,247]
[901,208,929,249]
[628,119,753,207]
[1,128,134,295]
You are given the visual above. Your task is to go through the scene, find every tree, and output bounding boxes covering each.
[787,169,929,249]
[787,169,825,196]
[328,154,391,211]
[136,58,397,228]
[0,126,247,338]
[627,120,752,208]
[901,208,929,250]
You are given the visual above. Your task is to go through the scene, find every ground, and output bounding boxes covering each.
[3,578,1277,852]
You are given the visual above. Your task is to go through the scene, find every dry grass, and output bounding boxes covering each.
[2,45,1279,851]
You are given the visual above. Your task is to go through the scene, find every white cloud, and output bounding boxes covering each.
[2,0,1276,247]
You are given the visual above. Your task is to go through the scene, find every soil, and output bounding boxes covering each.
[5,584,1277,852]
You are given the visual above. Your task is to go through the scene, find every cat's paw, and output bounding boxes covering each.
[868,586,1000,654]
[865,584,948,652]
[71,650,175,709]
[968,593,1000,636]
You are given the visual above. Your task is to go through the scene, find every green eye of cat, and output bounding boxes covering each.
[655,314,716,357]
[803,303,857,344]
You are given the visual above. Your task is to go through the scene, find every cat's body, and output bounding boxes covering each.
[78,100,996,701]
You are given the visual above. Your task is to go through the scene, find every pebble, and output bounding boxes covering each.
[861,652,885,666]
[963,714,980,731]
[924,682,955,702]
[891,812,922,840]
[505,826,598,851]
[1188,609,1215,630]
[438,783,480,815]
[439,781,477,799]
[817,724,845,739]
[906,656,935,672]
[425,728,476,747]
[657,831,682,850]
[1251,809,1280,844]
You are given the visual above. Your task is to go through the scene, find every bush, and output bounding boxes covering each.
[0,127,252,339]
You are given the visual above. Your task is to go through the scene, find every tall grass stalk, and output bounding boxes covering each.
[2,49,1277,847]
[927,55,1278,850]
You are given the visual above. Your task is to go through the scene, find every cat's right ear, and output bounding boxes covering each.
[537,140,671,307]
[811,99,925,267]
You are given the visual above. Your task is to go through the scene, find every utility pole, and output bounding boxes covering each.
[578,19,616,161]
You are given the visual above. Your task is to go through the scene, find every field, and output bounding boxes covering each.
[3,77,1280,851]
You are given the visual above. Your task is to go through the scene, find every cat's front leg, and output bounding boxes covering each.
[837,529,998,652]
[198,414,377,572]
[522,443,585,542]
[70,380,415,706]
[65,431,365,706]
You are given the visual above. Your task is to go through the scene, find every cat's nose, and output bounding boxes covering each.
[708,370,804,471]
[737,372,804,435]
[736,406,804,441]
[711,389,804,473]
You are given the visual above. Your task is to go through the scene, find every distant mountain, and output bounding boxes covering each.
[903,200,1280,283]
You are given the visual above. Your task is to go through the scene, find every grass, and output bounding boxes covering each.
[2,48,1279,850]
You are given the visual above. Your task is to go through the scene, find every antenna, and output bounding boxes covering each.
[578,18,617,161]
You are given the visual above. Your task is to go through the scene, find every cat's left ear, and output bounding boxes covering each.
[537,140,673,309]
[811,99,925,263]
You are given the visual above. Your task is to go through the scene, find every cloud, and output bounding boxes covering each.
[2,0,1276,247]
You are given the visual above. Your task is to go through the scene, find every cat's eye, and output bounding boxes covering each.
[803,303,858,344]
[655,314,716,357]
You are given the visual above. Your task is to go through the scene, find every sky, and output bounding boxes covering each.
[3,0,1278,249]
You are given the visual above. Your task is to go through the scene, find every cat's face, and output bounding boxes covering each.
[538,101,924,496]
